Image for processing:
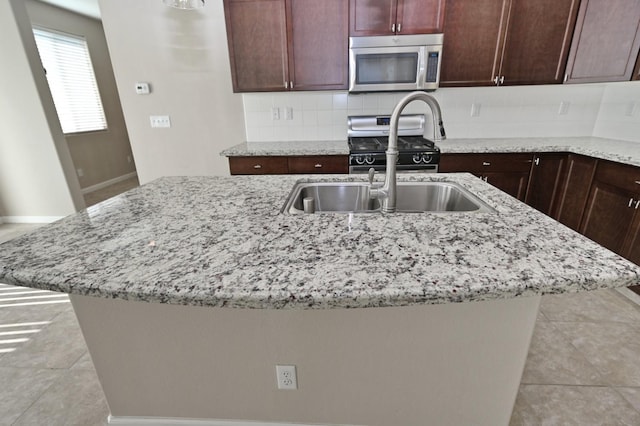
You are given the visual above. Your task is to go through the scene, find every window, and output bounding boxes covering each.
[33,27,107,134]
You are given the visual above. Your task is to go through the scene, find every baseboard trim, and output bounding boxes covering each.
[617,287,640,306]
[81,171,137,195]
[108,416,351,426]
[0,216,64,224]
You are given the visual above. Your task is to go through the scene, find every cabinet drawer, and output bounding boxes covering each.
[439,153,533,173]
[593,160,640,194]
[287,155,348,174]
[229,156,288,175]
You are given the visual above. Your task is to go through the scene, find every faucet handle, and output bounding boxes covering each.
[368,167,376,185]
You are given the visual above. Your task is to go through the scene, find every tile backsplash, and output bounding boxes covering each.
[242,82,640,142]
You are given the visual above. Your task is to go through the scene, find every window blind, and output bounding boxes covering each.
[33,28,107,134]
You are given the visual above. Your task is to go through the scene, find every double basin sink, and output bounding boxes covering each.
[283,181,494,214]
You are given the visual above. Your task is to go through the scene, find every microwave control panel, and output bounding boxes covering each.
[426,52,439,83]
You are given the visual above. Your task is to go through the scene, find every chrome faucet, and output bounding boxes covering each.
[370,91,446,213]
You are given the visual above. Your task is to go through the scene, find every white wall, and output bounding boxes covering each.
[0,0,83,222]
[593,81,640,142]
[243,83,614,142]
[25,0,136,190]
[98,0,246,183]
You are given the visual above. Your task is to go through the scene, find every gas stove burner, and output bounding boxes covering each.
[397,136,436,150]
[347,114,440,173]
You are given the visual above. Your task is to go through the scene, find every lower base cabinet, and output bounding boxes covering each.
[439,153,533,201]
[229,155,348,175]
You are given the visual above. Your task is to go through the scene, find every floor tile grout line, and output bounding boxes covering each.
[611,386,640,418]
[9,369,65,426]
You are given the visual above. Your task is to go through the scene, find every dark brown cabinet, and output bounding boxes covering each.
[441,0,579,87]
[349,0,445,36]
[552,154,597,231]
[525,154,566,217]
[580,161,640,260]
[439,153,533,201]
[564,0,640,84]
[634,53,640,80]
[224,0,348,92]
[229,155,348,175]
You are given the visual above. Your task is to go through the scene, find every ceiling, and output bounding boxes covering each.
[37,0,101,20]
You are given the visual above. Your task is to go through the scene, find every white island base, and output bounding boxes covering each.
[70,294,541,426]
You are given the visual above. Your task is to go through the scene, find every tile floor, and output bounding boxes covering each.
[2,178,640,424]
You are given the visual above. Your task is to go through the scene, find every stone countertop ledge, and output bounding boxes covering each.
[1,173,639,309]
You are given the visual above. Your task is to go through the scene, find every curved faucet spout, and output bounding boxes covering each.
[379,91,446,213]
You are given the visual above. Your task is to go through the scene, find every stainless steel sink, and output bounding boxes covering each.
[283,181,494,214]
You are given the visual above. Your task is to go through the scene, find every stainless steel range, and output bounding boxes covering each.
[347,114,440,174]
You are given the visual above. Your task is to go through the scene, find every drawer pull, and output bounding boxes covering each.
[314,164,323,168]
[636,200,640,209]
[482,162,491,166]
[629,198,635,208]
[253,164,262,169]
[635,181,640,185]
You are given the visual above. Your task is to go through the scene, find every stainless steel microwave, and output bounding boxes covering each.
[349,34,443,93]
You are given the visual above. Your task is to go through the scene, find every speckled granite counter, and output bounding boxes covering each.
[221,136,640,168]
[221,140,348,156]
[1,173,638,309]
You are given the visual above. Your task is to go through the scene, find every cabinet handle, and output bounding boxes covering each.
[290,81,294,89]
[391,23,396,32]
[284,81,288,89]
[482,162,491,166]
[253,164,262,169]
[629,197,635,208]
[482,176,488,182]
[314,163,322,168]
[493,76,499,85]
[397,23,401,32]
[636,200,640,209]
[534,157,540,166]
[635,181,640,185]
[493,76,505,85]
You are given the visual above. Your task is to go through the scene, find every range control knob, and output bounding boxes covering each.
[365,155,375,165]
[355,156,365,165]
[422,155,433,164]
[412,154,422,164]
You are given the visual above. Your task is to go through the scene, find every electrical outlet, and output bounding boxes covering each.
[558,101,570,115]
[284,107,293,120]
[76,168,84,177]
[271,107,280,121]
[470,103,481,117]
[276,365,297,390]
[150,115,171,128]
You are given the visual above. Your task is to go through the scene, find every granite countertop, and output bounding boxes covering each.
[221,136,640,168]
[221,140,349,157]
[1,173,639,309]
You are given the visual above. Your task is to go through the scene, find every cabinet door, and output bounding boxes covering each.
[553,154,597,231]
[288,0,348,90]
[396,0,446,34]
[525,154,566,216]
[565,0,640,84]
[634,52,640,80]
[440,0,509,87]
[224,0,289,92]
[499,0,580,85]
[484,172,529,201]
[580,181,637,255]
[349,0,397,36]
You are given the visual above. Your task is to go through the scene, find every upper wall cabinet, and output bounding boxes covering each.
[440,0,580,87]
[224,0,348,92]
[349,0,445,36]
[564,0,640,84]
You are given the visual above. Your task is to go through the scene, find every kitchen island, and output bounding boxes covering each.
[1,173,639,425]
